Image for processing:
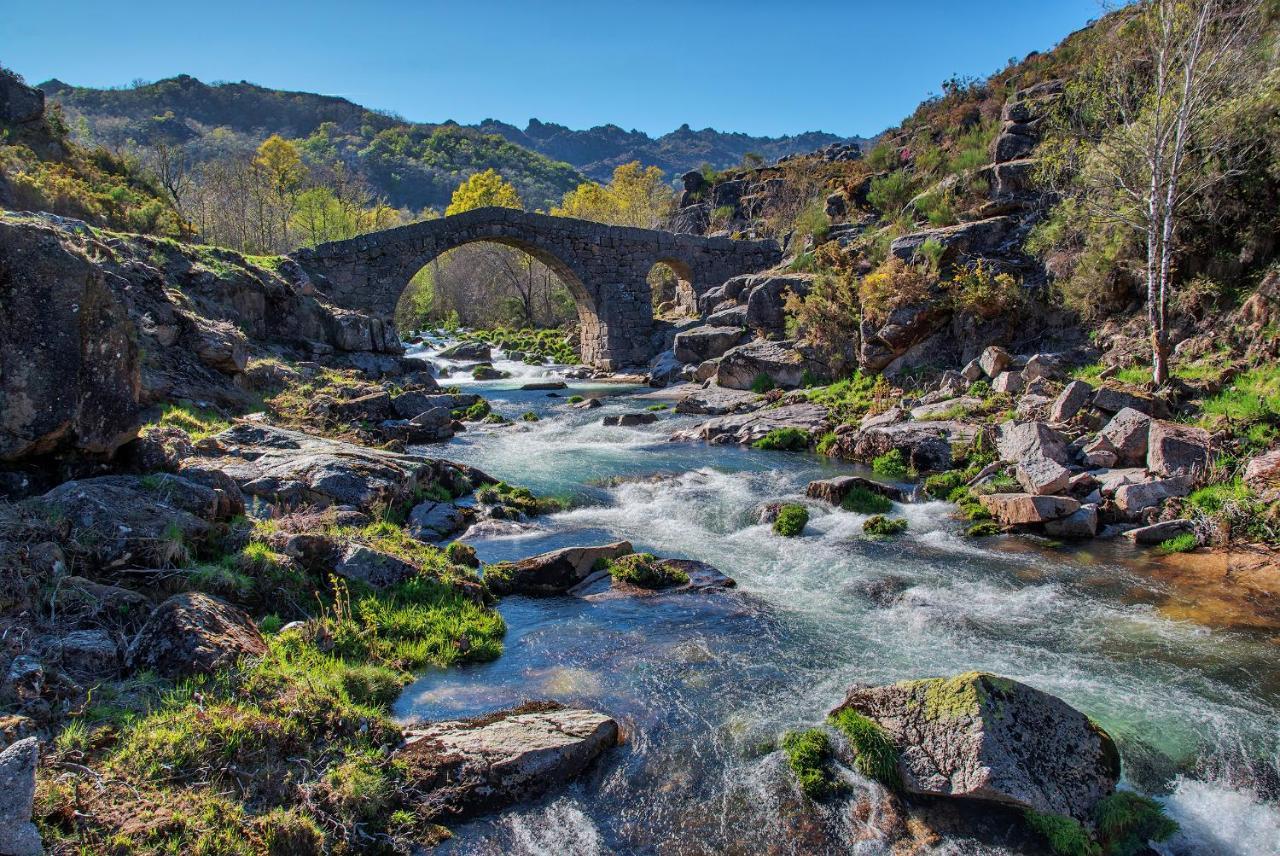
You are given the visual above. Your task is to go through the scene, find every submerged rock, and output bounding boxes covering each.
[396,702,619,820]
[603,413,658,427]
[831,672,1119,821]
[484,541,634,596]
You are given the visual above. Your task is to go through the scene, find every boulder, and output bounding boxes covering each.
[0,737,41,856]
[406,500,470,541]
[991,371,1024,394]
[806,475,911,505]
[979,493,1080,525]
[978,346,1012,378]
[745,276,808,333]
[567,559,736,600]
[890,217,1018,263]
[329,390,392,422]
[1146,421,1210,478]
[485,541,633,596]
[1114,478,1189,518]
[853,421,982,473]
[1015,456,1072,496]
[672,403,827,446]
[961,359,984,382]
[602,413,658,427]
[996,421,1069,465]
[53,629,121,676]
[176,459,248,519]
[437,341,491,362]
[1021,353,1062,381]
[909,397,981,421]
[831,672,1119,821]
[1044,504,1098,538]
[717,339,824,391]
[390,389,450,420]
[1050,380,1093,423]
[520,381,567,391]
[1123,519,1194,545]
[395,703,619,820]
[335,544,420,588]
[1244,449,1280,499]
[674,385,762,416]
[126,592,267,678]
[706,305,749,327]
[192,318,249,374]
[673,326,744,365]
[1092,387,1156,415]
[1097,408,1151,466]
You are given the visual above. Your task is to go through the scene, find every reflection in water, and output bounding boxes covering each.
[399,339,1280,855]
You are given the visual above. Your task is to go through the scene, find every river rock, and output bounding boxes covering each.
[1244,449,1280,499]
[717,339,822,391]
[126,592,267,678]
[521,380,567,391]
[395,703,619,820]
[852,421,981,473]
[407,500,470,541]
[1146,420,1210,478]
[1114,477,1189,518]
[437,341,491,361]
[485,541,634,596]
[568,559,736,600]
[674,385,762,415]
[831,672,1119,821]
[1123,519,1194,545]
[995,421,1068,465]
[673,326,745,364]
[806,475,911,505]
[1015,455,1071,496]
[0,737,41,856]
[1043,504,1098,538]
[603,413,658,427]
[979,493,1079,525]
[1050,380,1093,423]
[335,544,419,588]
[673,402,827,446]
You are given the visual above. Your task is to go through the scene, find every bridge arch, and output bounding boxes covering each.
[291,207,780,369]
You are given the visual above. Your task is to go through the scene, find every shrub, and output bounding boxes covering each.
[950,260,1023,319]
[773,504,809,537]
[866,170,916,215]
[859,256,935,325]
[520,411,539,422]
[863,515,908,537]
[752,428,810,451]
[923,470,967,499]
[750,373,776,393]
[828,708,900,787]
[793,199,830,242]
[841,486,893,514]
[781,728,839,800]
[606,553,688,589]
[871,449,909,479]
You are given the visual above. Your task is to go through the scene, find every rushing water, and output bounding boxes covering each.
[395,339,1280,856]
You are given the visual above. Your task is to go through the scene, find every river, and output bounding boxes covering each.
[393,338,1280,855]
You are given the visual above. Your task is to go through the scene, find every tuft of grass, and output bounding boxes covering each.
[815,431,839,456]
[1093,791,1179,855]
[964,521,1003,538]
[923,470,967,499]
[750,373,776,394]
[871,449,909,479]
[1157,532,1198,554]
[566,395,584,404]
[828,708,900,788]
[781,728,839,800]
[150,402,232,441]
[863,515,908,537]
[841,486,893,515]
[1023,811,1099,856]
[804,373,890,424]
[604,553,688,589]
[773,504,809,537]
[752,427,810,452]
[520,411,540,422]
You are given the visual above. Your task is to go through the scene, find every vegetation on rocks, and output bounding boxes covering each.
[772,504,809,537]
[604,553,689,589]
[780,728,840,800]
[841,486,893,515]
[828,708,900,788]
[863,515,908,537]
[752,427,811,451]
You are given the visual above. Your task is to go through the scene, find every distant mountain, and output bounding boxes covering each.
[39,75,862,210]
[474,118,865,182]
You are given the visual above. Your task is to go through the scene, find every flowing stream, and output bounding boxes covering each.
[394,339,1280,856]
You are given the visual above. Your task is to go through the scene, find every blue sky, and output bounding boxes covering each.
[1,1,1109,138]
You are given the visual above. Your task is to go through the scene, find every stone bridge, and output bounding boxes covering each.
[291,207,780,369]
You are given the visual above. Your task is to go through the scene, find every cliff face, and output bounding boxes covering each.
[0,211,402,465]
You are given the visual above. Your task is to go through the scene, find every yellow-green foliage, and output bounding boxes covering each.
[828,708,900,787]
[863,515,908,537]
[605,553,689,589]
[804,372,891,424]
[148,402,232,440]
[859,256,935,325]
[772,504,809,537]
[949,259,1022,318]
[780,728,839,800]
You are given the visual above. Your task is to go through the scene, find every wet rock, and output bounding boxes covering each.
[1124,519,1194,545]
[603,413,658,428]
[996,421,1068,465]
[437,341,491,362]
[1015,455,1071,496]
[673,402,827,446]
[1097,408,1151,466]
[831,672,1118,821]
[572,397,603,410]
[334,544,419,588]
[806,475,911,505]
[568,559,736,600]
[126,592,267,679]
[1146,421,1210,478]
[520,381,567,391]
[673,325,745,365]
[485,541,633,596]
[0,737,41,856]
[978,346,1012,378]
[407,500,470,541]
[1044,504,1099,539]
[1050,380,1093,423]
[979,493,1079,525]
[396,703,619,820]
[471,365,507,380]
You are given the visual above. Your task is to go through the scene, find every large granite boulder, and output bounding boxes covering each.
[806,475,911,505]
[979,493,1080,525]
[890,216,1018,262]
[395,703,619,820]
[852,421,982,473]
[485,541,633,596]
[0,736,41,856]
[334,544,419,589]
[671,403,828,446]
[1097,408,1152,466]
[716,340,826,390]
[126,593,267,678]
[831,672,1119,821]
[437,341,491,362]
[673,326,744,365]
[1146,420,1210,478]
[996,421,1068,465]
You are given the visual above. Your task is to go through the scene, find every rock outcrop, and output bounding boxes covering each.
[484,541,634,596]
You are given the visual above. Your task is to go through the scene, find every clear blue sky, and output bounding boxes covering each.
[1,1,1109,138]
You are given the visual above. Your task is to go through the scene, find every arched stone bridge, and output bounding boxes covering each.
[291,207,780,369]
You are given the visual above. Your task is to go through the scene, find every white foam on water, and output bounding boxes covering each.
[1158,777,1280,855]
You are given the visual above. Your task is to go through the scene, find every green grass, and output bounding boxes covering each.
[1093,791,1179,855]
[752,427,811,452]
[148,402,232,441]
[828,708,900,787]
[780,729,839,800]
[841,486,893,515]
[804,373,887,423]
[1023,811,1098,856]
[773,504,809,537]
[923,470,968,499]
[520,411,540,422]
[1198,364,1280,435]
[863,515,908,537]
[964,521,1002,537]
[566,395,584,404]
[604,553,689,589]
[750,373,776,394]
[1157,532,1198,554]
[871,449,909,479]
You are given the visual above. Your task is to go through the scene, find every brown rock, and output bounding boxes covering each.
[126,592,266,678]
[1146,421,1211,478]
[979,493,1080,525]
[485,541,633,596]
[1097,408,1151,466]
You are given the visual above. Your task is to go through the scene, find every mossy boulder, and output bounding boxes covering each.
[830,671,1120,822]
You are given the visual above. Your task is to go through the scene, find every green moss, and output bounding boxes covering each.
[566,395,584,404]
[780,728,839,800]
[752,427,811,451]
[828,708,900,788]
[923,470,968,499]
[452,400,492,421]
[863,515,908,537]
[841,486,893,514]
[474,481,562,517]
[520,411,540,422]
[773,504,809,537]
[646,403,669,412]
[604,553,689,589]
[1023,810,1100,856]
[1093,791,1179,855]
[899,672,1003,722]
[871,449,909,479]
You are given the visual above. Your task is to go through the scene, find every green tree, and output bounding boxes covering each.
[445,168,522,215]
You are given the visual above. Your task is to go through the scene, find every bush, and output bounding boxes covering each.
[841,486,893,514]
[752,428,810,451]
[750,373,776,393]
[828,708,900,787]
[859,256,935,325]
[871,449,909,479]
[863,515,908,537]
[781,729,839,800]
[923,470,967,499]
[866,170,916,215]
[950,260,1023,319]
[773,504,809,537]
[605,553,688,589]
